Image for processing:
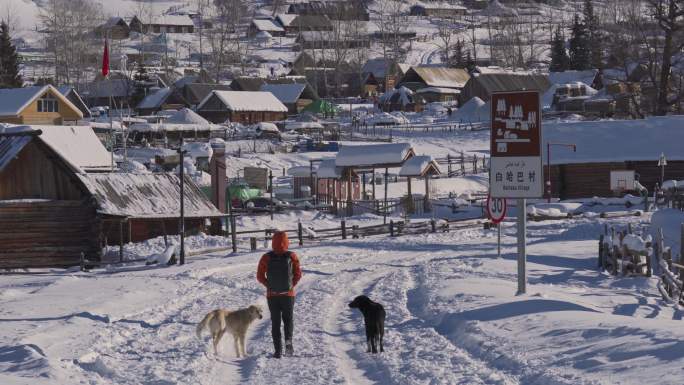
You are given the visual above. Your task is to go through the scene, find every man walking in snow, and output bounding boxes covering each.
[257,231,302,358]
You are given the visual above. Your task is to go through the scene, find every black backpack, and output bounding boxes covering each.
[267,251,293,292]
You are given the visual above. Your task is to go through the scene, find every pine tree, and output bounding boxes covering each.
[131,63,150,107]
[582,0,603,69]
[568,14,591,71]
[549,26,570,72]
[451,39,466,68]
[0,22,22,88]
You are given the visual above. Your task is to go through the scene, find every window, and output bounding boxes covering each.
[37,96,58,113]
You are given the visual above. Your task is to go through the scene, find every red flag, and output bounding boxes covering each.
[101,39,110,78]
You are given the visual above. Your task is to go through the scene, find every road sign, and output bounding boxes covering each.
[486,195,507,224]
[490,90,543,198]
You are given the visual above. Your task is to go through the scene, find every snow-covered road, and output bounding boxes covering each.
[5,213,684,385]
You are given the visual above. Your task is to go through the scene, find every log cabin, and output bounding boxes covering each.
[0,85,83,125]
[196,90,288,124]
[0,126,221,269]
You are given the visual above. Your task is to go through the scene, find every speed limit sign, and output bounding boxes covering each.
[486,195,507,224]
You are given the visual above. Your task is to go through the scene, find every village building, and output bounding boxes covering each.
[56,86,91,118]
[397,67,470,100]
[196,91,288,124]
[361,59,410,95]
[409,4,468,17]
[249,18,286,37]
[95,17,131,40]
[0,126,222,268]
[260,82,317,114]
[287,1,370,21]
[129,14,195,34]
[458,73,551,104]
[379,87,423,112]
[548,69,602,90]
[276,14,333,34]
[295,31,370,50]
[0,85,83,125]
[544,116,684,200]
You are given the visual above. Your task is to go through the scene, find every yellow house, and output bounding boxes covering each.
[0,85,84,125]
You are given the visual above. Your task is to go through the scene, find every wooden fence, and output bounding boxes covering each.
[653,224,684,305]
[435,153,489,177]
[598,223,651,277]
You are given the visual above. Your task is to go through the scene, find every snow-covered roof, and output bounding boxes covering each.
[379,87,415,106]
[399,156,441,177]
[164,108,210,125]
[285,121,324,130]
[0,85,83,119]
[137,87,172,110]
[548,70,599,87]
[288,165,313,177]
[0,125,111,173]
[198,91,288,112]
[146,14,195,27]
[452,96,488,122]
[252,19,285,33]
[544,116,684,165]
[416,87,461,94]
[260,83,306,104]
[316,158,342,179]
[128,123,222,132]
[276,14,297,27]
[336,143,414,167]
[77,173,222,219]
[409,67,470,89]
[482,0,518,17]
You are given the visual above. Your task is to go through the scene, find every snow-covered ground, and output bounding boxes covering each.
[6,208,684,385]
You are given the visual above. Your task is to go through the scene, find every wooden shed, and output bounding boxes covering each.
[459,73,551,104]
[0,127,221,268]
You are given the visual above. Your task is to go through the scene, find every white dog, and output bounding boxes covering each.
[196,305,263,357]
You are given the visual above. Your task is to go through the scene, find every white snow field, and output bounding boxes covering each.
[4,210,684,385]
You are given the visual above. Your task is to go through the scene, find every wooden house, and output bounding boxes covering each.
[315,159,361,209]
[196,91,288,124]
[361,59,410,95]
[397,66,470,94]
[0,126,221,269]
[287,1,369,21]
[129,14,195,34]
[409,4,467,17]
[543,117,684,200]
[0,85,83,125]
[260,82,317,114]
[249,18,286,37]
[96,17,131,40]
[57,86,91,118]
[276,14,333,34]
[295,31,370,50]
[459,73,551,104]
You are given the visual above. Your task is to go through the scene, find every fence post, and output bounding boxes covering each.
[231,215,237,253]
[352,225,359,239]
[430,219,436,233]
[298,221,303,246]
[447,154,452,176]
[341,220,346,240]
[390,220,395,237]
[80,252,85,272]
[473,154,478,173]
[599,234,604,268]
[628,223,633,234]
[250,237,257,251]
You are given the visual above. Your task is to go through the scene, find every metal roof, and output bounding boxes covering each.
[470,73,551,94]
[77,173,222,219]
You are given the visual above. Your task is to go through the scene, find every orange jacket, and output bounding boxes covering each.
[257,231,302,297]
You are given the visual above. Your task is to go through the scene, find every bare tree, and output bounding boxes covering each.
[40,0,102,86]
[648,0,684,115]
[207,0,249,81]
[374,0,406,61]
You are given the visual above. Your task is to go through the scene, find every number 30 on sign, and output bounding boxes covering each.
[486,195,507,224]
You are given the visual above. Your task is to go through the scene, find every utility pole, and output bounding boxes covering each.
[177,137,187,265]
[269,169,274,221]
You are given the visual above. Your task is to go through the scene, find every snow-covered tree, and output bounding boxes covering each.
[549,25,570,72]
[0,22,22,88]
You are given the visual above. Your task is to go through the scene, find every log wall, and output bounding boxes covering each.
[0,200,100,269]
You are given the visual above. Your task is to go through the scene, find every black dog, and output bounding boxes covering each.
[348,295,385,353]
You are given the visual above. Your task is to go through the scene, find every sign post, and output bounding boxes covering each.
[486,195,506,259]
[490,91,543,295]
